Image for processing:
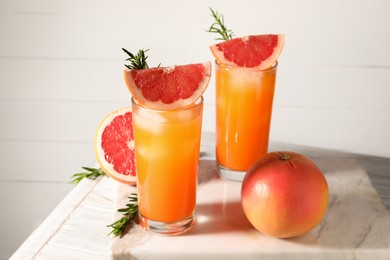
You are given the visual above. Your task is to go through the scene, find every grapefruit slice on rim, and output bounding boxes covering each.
[94,107,136,185]
[124,61,211,110]
[210,34,285,69]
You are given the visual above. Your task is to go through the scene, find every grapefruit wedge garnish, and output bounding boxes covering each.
[210,34,285,69]
[124,62,211,110]
[94,107,136,185]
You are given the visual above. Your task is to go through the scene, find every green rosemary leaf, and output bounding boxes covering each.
[122,48,150,70]
[108,193,138,237]
[207,7,234,41]
[69,167,106,185]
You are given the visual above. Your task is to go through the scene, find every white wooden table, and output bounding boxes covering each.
[10,133,390,259]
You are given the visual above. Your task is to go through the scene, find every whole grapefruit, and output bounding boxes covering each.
[241,151,328,238]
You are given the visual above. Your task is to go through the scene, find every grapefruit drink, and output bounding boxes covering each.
[216,63,277,181]
[210,34,284,181]
[132,97,203,234]
[124,61,211,235]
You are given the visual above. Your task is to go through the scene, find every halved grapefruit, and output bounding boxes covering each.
[210,34,285,69]
[94,107,136,185]
[124,61,211,110]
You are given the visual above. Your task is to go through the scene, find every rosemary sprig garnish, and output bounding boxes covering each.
[69,167,106,184]
[207,7,234,41]
[122,48,150,70]
[108,193,138,237]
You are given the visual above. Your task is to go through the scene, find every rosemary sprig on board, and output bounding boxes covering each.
[107,193,138,237]
[70,168,139,236]
[69,167,106,184]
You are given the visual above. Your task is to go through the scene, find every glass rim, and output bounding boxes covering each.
[131,96,204,112]
[215,60,278,72]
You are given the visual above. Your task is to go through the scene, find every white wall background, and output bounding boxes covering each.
[0,0,390,258]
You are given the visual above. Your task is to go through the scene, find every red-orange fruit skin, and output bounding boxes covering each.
[241,151,328,238]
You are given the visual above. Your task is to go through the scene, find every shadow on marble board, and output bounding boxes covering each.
[198,159,218,186]
[358,156,390,210]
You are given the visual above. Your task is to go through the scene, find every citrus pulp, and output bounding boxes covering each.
[124,62,211,110]
[210,34,284,69]
[94,107,136,185]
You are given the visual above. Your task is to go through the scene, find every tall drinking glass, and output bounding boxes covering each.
[132,97,203,235]
[216,62,277,181]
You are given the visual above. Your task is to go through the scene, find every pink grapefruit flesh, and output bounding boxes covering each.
[210,34,284,69]
[94,107,136,185]
[124,61,211,110]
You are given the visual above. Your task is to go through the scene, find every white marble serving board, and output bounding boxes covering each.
[111,157,390,260]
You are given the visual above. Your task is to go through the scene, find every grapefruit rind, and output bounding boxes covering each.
[210,34,285,70]
[94,107,136,185]
[124,61,212,110]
